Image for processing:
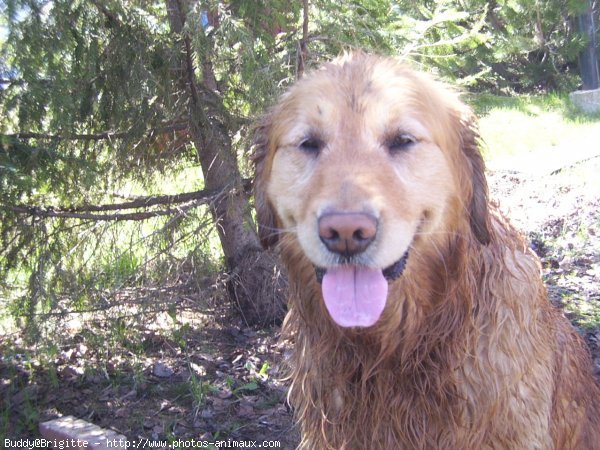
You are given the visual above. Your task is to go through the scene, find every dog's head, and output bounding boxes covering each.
[254,52,489,327]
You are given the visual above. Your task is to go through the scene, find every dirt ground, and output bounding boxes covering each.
[2,156,599,449]
[487,154,600,370]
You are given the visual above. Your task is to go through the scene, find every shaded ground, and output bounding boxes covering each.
[1,291,300,448]
[2,157,599,448]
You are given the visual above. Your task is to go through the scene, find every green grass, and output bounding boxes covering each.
[562,292,600,331]
[187,368,216,418]
[468,92,600,122]
[467,93,600,162]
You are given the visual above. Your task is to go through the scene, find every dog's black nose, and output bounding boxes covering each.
[318,212,377,257]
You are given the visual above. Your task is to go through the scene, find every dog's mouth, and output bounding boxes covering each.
[314,250,409,328]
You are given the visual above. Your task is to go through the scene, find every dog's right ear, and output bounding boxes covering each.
[458,114,491,246]
[252,114,279,248]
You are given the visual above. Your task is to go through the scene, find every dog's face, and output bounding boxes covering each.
[254,53,488,328]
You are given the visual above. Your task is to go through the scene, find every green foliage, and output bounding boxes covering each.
[310,0,400,56]
[393,0,589,91]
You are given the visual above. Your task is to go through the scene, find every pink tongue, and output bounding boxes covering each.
[322,266,388,328]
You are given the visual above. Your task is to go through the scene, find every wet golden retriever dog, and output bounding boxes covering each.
[253,52,600,449]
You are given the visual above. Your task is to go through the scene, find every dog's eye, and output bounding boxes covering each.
[386,133,416,153]
[299,137,324,154]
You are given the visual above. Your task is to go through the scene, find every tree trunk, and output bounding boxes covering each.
[577,0,600,90]
[165,0,286,325]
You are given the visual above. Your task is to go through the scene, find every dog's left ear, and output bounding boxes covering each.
[459,115,491,245]
[251,114,279,249]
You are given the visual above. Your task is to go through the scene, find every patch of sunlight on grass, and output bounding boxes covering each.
[114,165,205,199]
[467,94,600,164]
[0,314,17,335]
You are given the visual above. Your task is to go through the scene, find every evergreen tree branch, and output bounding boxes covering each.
[6,204,197,221]
[2,122,189,141]
[0,77,53,87]
[89,0,123,28]
[2,179,253,221]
